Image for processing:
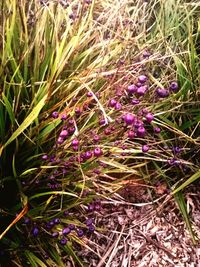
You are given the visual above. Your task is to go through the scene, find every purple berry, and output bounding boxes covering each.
[24,217,30,224]
[109,99,117,107]
[136,85,148,96]
[60,238,67,245]
[87,91,93,97]
[32,227,39,237]
[156,88,169,98]
[115,102,122,110]
[63,211,69,217]
[145,113,154,123]
[93,134,100,142]
[124,113,135,125]
[94,147,102,157]
[52,111,59,119]
[77,229,84,237]
[60,130,68,138]
[172,146,181,154]
[170,82,179,91]
[142,145,149,152]
[88,225,95,232]
[71,138,79,146]
[84,151,92,160]
[154,127,161,134]
[68,127,75,134]
[99,119,106,126]
[54,218,61,225]
[61,114,67,121]
[137,126,146,137]
[127,84,137,94]
[131,99,140,105]
[75,107,81,115]
[42,154,48,160]
[57,137,64,144]
[128,130,135,139]
[52,232,59,238]
[138,75,148,83]
[72,145,79,151]
[62,228,71,235]
[85,218,94,226]
[68,224,75,230]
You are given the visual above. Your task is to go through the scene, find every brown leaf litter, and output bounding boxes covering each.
[77,183,200,267]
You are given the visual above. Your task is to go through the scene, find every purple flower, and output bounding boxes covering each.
[142,145,149,152]
[138,75,148,83]
[124,113,135,125]
[52,111,59,119]
[156,88,169,98]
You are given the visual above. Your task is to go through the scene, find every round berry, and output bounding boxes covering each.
[170,82,179,91]
[154,127,161,134]
[62,228,71,235]
[52,111,59,119]
[94,147,102,157]
[124,113,135,125]
[137,126,146,137]
[32,227,39,237]
[138,75,148,83]
[109,99,117,107]
[60,238,67,245]
[127,84,137,94]
[142,145,149,152]
[145,113,154,123]
[71,138,79,146]
[156,88,169,98]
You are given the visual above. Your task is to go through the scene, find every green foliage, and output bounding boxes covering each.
[0,0,200,265]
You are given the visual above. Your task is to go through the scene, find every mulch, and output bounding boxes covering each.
[78,184,200,267]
